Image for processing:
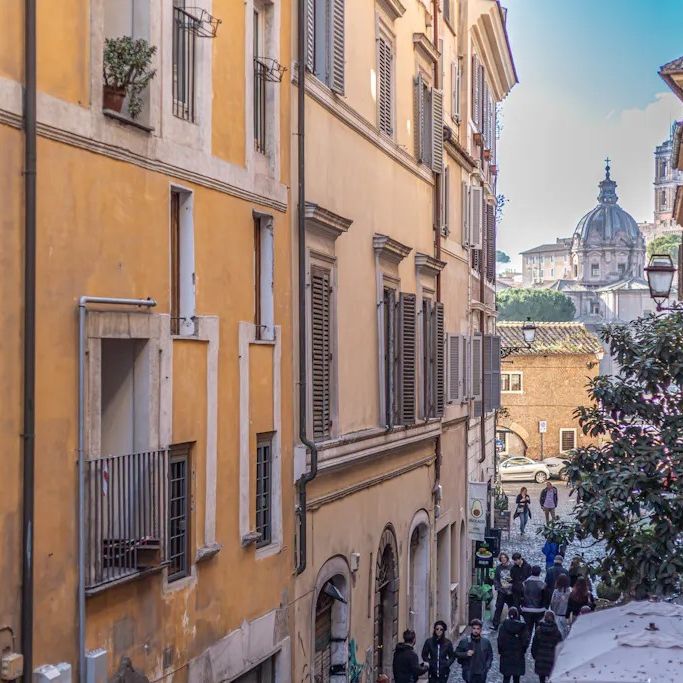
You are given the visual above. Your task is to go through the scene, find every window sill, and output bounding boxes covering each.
[103,108,154,133]
[85,563,166,598]
[195,542,221,563]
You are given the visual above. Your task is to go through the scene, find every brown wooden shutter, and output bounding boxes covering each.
[399,293,416,424]
[448,335,458,402]
[311,266,332,440]
[431,88,444,173]
[414,73,425,162]
[378,36,393,135]
[486,203,496,282]
[434,302,445,416]
[483,334,492,413]
[422,299,432,417]
[305,0,315,72]
[491,335,501,410]
[330,0,345,94]
[465,336,472,399]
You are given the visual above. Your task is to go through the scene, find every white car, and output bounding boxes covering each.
[543,457,571,480]
[499,456,551,483]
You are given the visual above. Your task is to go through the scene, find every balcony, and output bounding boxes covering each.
[84,449,168,593]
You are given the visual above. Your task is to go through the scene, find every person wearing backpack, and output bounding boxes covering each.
[454,619,493,683]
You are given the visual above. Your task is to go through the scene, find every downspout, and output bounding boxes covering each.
[21,0,37,676]
[77,296,156,681]
[295,0,318,575]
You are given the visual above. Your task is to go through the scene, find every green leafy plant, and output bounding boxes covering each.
[646,232,681,260]
[494,483,509,511]
[536,518,576,547]
[496,250,511,264]
[497,288,576,322]
[103,36,157,118]
[568,310,683,597]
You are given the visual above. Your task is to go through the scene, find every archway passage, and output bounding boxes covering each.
[314,576,349,683]
[409,523,429,646]
[374,526,399,676]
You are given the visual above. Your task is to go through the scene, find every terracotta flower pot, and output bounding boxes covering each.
[103,85,126,113]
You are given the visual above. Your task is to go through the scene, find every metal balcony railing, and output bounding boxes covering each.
[85,449,168,591]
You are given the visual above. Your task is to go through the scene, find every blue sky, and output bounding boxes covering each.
[497,0,683,268]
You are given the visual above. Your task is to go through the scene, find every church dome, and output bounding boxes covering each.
[574,162,642,245]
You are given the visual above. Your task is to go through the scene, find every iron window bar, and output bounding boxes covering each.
[173,6,197,121]
[168,444,191,582]
[254,59,267,153]
[255,437,273,548]
[183,7,221,37]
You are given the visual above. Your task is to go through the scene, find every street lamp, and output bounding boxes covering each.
[644,254,676,311]
[501,317,537,358]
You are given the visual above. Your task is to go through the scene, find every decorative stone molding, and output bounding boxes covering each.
[377,0,406,21]
[413,33,440,64]
[373,233,412,264]
[415,252,447,278]
[305,202,353,241]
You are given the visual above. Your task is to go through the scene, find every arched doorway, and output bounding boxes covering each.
[408,518,429,646]
[374,526,399,677]
[313,562,350,683]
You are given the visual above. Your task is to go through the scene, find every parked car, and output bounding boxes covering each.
[542,457,571,480]
[499,456,551,483]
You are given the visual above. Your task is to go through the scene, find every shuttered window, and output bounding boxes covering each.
[383,287,398,426]
[306,0,344,94]
[486,203,496,283]
[378,35,393,135]
[483,335,502,413]
[472,334,482,418]
[399,293,417,424]
[448,334,464,403]
[441,166,450,236]
[471,54,480,129]
[452,59,462,122]
[311,266,332,440]
[422,301,445,418]
[469,185,483,249]
[431,88,444,173]
[434,303,445,416]
[461,181,470,246]
[560,429,577,453]
[330,0,345,94]
[414,74,426,163]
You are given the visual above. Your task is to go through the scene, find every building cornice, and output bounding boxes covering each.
[413,32,440,64]
[445,135,477,173]
[415,252,446,277]
[377,0,406,21]
[305,202,353,240]
[374,233,412,263]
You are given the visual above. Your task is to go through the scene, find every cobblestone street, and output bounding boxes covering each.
[449,481,602,683]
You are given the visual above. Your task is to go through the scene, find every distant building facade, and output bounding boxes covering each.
[496,323,603,460]
[521,238,572,286]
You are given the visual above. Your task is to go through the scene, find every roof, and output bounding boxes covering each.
[597,277,649,292]
[660,55,683,102]
[497,322,603,356]
[520,242,571,256]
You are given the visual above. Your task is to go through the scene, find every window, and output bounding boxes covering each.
[471,334,482,417]
[253,8,267,152]
[234,657,275,683]
[618,262,626,277]
[421,300,445,418]
[311,265,333,440]
[172,0,196,122]
[660,189,667,209]
[447,334,464,403]
[441,166,450,236]
[306,0,345,94]
[377,32,394,135]
[170,189,196,336]
[168,443,191,582]
[560,429,577,453]
[483,334,501,412]
[496,430,509,455]
[444,0,452,24]
[501,372,522,393]
[254,215,274,340]
[574,264,578,277]
[383,288,398,425]
[255,434,273,547]
[414,73,444,172]
[591,263,599,278]
[590,301,600,315]
[451,59,462,122]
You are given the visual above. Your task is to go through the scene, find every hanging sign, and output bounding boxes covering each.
[468,481,488,541]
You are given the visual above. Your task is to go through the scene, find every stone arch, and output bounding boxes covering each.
[500,422,529,456]
[312,556,352,683]
[407,510,430,646]
[374,525,399,676]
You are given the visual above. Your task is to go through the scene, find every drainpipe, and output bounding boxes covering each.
[77,296,156,681]
[21,0,37,677]
[295,0,318,575]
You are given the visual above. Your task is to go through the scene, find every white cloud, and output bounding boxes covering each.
[496,89,682,268]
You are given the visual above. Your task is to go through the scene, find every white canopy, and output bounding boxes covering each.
[551,601,683,683]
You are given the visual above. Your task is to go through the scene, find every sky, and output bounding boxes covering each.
[496,0,683,269]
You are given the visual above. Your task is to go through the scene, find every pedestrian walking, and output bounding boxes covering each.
[421,621,455,683]
[531,611,563,683]
[539,481,559,522]
[520,566,546,636]
[454,619,493,683]
[541,538,562,570]
[496,607,530,683]
[393,630,428,683]
[491,552,514,630]
[513,487,532,535]
[544,554,569,603]
[549,573,570,638]
[510,553,531,608]
[568,556,586,587]
[567,577,595,620]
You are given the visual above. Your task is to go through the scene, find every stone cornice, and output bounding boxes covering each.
[377,0,406,21]
[415,252,447,278]
[413,32,440,64]
[374,233,412,263]
[305,202,353,240]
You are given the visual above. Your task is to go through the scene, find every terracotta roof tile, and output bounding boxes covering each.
[497,321,603,356]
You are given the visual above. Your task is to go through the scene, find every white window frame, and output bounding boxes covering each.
[254,212,275,341]
[170,185,196,337]
[559,428,577,453]
[501,371,523,394]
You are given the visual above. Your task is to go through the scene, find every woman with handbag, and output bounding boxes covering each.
[514,487,531,535]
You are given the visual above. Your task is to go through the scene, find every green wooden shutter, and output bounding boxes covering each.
[311,266,332,439]
[414,73,425,162]
[330,0,345,94]
[434,303,445,416]
[431,88,444,173]
[378,36,393,135]
[305,0,315,72]
[399,293,416,424]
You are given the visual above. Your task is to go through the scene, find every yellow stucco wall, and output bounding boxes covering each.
[500,353,599,458]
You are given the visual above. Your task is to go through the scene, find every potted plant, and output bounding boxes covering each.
[102,36,157,118]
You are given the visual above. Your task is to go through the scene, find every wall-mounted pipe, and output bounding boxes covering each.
[295,0,318,576]
[77,296,156,681]
[21,0,37,675]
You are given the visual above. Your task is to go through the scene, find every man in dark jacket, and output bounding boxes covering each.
[521,566,546,636]
[454,619,493,683]
[393,630,428,683]
[492,552,514,630]
[539,482,559,522]
[510,553,532,607]
[531,611,563,683]
[496,608,530,683]
[421,621,455,683]
[544,555,569,594]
